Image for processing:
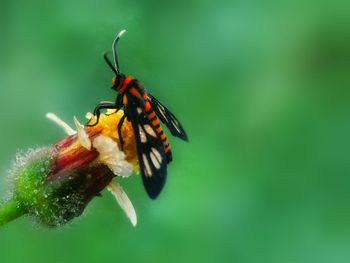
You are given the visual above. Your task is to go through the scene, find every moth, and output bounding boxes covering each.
[88,30,188,199]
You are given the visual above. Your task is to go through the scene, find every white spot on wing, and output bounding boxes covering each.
[150,152,161,169]
[137,107,143,114]
[171,120,181,133]
[158,108,168,122]
[172,118,179,126]
[142,154,152,177]
[151,147,162,164]
[144,124,157,138]
[139,125,147,143]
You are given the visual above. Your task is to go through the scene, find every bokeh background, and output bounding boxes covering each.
[0,0,350,262]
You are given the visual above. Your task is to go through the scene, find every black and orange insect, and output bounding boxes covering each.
[88,30,188,199]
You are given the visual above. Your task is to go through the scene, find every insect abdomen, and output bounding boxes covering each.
[144,99,172,163]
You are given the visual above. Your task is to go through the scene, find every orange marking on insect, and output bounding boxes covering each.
[151,119,159,127]
[148,111,156,119]
[120,76,133,93]
[144,101,151,112]
[160,133,166,140]
[143,93,148,100]
[130,87,141,98]
[165,146,171,153]
[156,126,162,133]
[123,95,128,105]
[112,76,116,85]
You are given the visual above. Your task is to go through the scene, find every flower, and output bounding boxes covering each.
[0,110,138,227]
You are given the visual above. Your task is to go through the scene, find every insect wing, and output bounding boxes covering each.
[148,94,188,141]
[126,93,168,199]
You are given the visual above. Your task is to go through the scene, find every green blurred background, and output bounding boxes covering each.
[0,0,350,262]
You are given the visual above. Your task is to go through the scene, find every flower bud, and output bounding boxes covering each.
[0,111,138,227]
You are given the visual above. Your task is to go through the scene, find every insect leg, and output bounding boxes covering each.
[105,109,119,116]
[86,101,117,126]
[105,94,123,116]
[117,114,127,150]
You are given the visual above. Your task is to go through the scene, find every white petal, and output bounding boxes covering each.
[107,181,137,227]
[73,117,92,150]
[85,112,94,120]
[46,112,76,135]
[93,135,134,177]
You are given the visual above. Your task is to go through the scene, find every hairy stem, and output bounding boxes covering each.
[0,199,26,227]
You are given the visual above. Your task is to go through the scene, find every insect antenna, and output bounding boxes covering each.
[103,52,119,76]
[112,29,126,74]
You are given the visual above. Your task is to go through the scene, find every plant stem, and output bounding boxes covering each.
[0,199,26,227]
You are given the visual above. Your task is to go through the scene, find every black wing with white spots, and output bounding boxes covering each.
[125,93,168,199]
[148,94,188,141]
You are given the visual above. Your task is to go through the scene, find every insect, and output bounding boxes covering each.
[88,30,188,199]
